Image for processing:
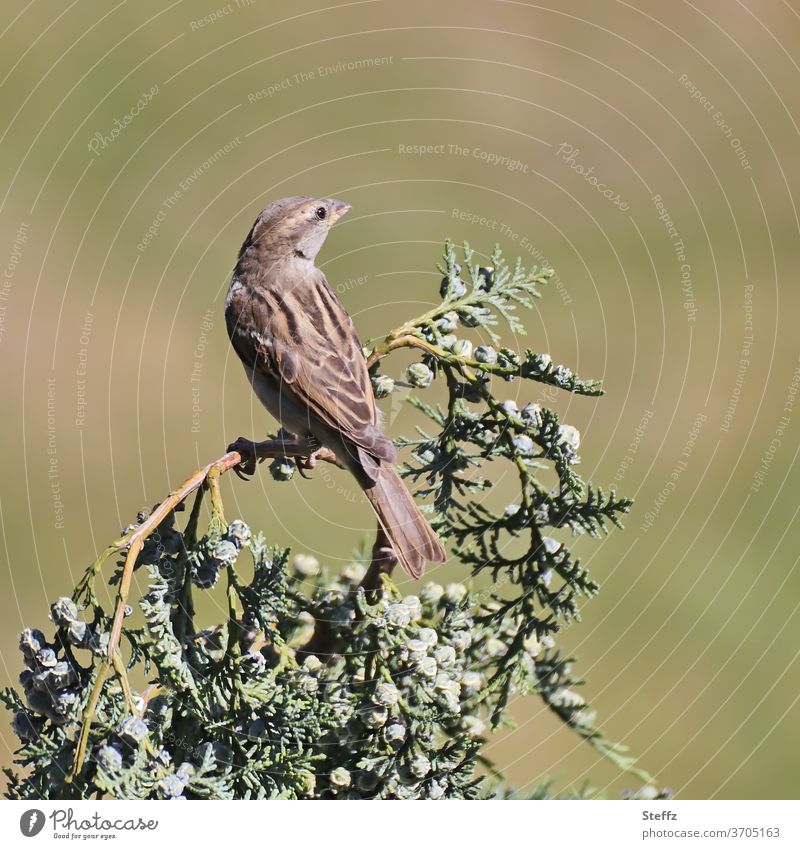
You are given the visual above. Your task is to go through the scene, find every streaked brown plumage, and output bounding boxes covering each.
[224,196,446,578]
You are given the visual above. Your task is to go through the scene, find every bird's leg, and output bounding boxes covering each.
[294,433,323,478]
[226,434,341,480]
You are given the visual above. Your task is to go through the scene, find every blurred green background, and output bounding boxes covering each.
[1,0,798,799]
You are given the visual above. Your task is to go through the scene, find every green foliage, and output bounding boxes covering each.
[3,241,664,800]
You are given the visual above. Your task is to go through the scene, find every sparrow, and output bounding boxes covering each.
[224,196,446,578]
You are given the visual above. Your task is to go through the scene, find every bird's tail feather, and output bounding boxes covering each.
[363,465,446,579]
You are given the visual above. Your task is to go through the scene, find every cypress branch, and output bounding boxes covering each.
[3,241,665,800]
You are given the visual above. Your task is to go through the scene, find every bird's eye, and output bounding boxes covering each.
[315,206,327,221]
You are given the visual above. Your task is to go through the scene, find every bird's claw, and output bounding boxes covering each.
[295,435,322,479]
[227,436,259,480]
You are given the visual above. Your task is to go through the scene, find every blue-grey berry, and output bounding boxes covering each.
[329,767,351,789]
[372,374,395,398]
[292,553,320,577]
[452,339,473,359]
[428,779,447,800]
[558,424,581,452]
[359,704,388,728]
[373,682,399,707]
[475,345,498,364]
[419,656,438,679]
[25,688,53,715]
[396,769,421,790]
[436,311,459,333]
[191,557,221,590]
[513,435,535,455]
[159,773,186,799]
[450,630,472,652]
[243,650,267,674]
[460,671,483,696]
[96,743,124,772]
[443,583,467,605]
[433,645,456,668]
[212,539,239,564]
[12,711,44,742]
[410,753,431,778]
[146,695,172,726]
[405,639,428,665]
[521,403,542,426]
[36,648,58,668]
[87,628,110,657]
[406,362,434,389]
[462,380,486,403]
[19,629,47,660]
[531,352,552,372]
[34,661,77,693]
[416,447,436,464]
[385,722,406,747]
[437,689,461,714]
[303,655,323,676]
[402,595,422,621]
[50,688,79,722]
[440,276,467,299]
[420,583,444,606]
[554,364,572,381]
[226,519,252,549]
[386,603,411,629]
[269,457,295,481]
[50,597,79,627]
[330,604,356,626]
[340,561,366,584]
[118,716,149,745]
[176,762,196,783]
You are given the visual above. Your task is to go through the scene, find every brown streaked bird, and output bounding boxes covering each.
[224,196,446,578]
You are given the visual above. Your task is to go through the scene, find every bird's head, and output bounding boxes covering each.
[244,195,351,263]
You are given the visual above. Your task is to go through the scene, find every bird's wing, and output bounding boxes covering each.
[231,267,395,463]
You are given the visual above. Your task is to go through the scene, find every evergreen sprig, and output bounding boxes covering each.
[3,241,665,800]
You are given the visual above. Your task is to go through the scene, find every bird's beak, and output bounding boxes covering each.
[328,198,351,225]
